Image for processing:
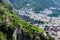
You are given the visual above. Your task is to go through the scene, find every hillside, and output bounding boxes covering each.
[9,0,60,13]
[0,0,54,40]
[9,0,60,17]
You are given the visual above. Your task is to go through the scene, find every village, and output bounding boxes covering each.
[15,8,60,40]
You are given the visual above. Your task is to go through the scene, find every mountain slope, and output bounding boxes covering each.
[0,0,54,40]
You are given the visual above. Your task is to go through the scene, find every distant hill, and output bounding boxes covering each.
[9,0,60,13]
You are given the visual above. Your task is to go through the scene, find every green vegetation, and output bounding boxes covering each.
[0,32,7,40]
[0,0,54,40]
